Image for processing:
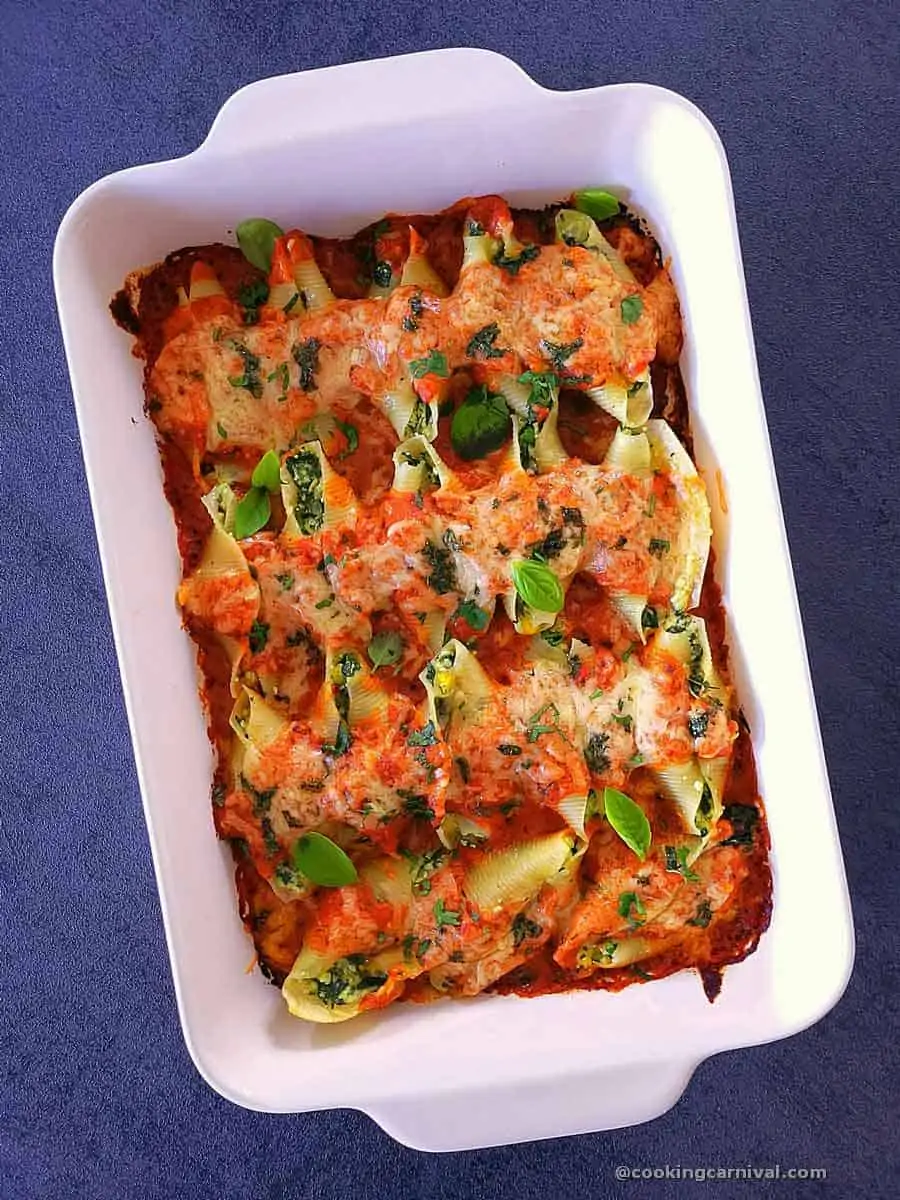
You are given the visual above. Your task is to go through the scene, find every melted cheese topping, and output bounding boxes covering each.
[132,195,764,1021]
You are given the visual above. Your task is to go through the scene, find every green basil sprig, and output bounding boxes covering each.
[603,787,652,860]
[292,832,358,887]
[236,218,285,273]
[234,449,282,539]
[511,559,564,614]
[572,189,621,222]
[450,385,509,460]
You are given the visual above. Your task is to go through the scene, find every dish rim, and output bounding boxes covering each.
[53,47,855,1144]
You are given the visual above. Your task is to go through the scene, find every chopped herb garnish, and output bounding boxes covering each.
[398,790,435,820]
[227,340,263,398]
[498,743,522,757]
[511,912,542,946]
[260,817,279,856]
[408,848,446,897]
[249,620,269,653]
[241,774,276,815]
[539,337,583,372]
[583,731,611,774]
[434,898,461,927]
[525,702,570,744]
[237,279,269,324]
[408,349,450,379]
[422,539,457,595]
[664,844,700,881]
[493,244,540,276]
[528,527,565,562]
[465,322,506,360]
[617,890,646,928]
[648,538,670,558]
[687,899,714,928]
[291,337,321,391]
[721,804,759,848]
[518,370,559,414]
[407,720,438,747]
[267,362,290,394]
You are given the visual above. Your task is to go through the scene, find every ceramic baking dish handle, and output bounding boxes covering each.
[200,48,541,155]
[367,1059,699,1152]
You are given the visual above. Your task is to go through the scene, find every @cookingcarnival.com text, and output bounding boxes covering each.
[615,1164,827,1183]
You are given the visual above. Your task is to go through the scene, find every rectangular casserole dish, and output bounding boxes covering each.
[53,48,853,1151]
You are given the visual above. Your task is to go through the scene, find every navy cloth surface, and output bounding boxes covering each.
[2,1,898,1197]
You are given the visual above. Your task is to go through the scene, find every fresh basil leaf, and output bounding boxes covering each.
[292,831,358,887]
[573,189,621,222]
[603,786,651,860]
[450,385,509,460]
[511,559,564,614]
[236,218,285,273]
[367,630,404,670]
[233,487,270,539]
[408,349,450,380]
[620,295,643,324]
[251,449,281,492]
[454,599,490,631]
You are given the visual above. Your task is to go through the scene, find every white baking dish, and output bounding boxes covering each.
[54,48,853,1151]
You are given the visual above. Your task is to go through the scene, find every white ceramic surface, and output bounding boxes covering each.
[54,48,854,1151]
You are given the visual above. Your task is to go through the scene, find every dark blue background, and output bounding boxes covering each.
[2,1,897,1197]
